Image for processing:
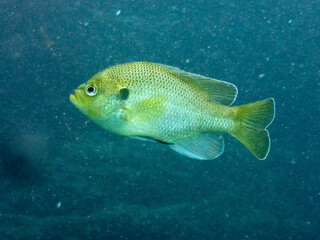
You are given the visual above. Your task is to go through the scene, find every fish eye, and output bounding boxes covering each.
[85,85,98,96]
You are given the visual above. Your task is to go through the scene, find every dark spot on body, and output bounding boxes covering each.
[119,88,129,100]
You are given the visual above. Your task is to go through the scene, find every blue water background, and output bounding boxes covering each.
[1,0,320,239]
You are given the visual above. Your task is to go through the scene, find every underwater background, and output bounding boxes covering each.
[1,0,320,239]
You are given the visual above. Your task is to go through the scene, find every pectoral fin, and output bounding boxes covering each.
[123,96,166,123]
[170,132,224,160]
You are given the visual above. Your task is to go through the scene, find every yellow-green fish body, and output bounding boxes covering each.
[70,62,275,160]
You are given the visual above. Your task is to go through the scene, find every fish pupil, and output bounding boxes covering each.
[119,88,129,100]
[87,86,95,92]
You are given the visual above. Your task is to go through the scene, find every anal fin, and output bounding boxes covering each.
[170,132,224,160]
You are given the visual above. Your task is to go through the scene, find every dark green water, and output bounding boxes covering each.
[1,1,320,239]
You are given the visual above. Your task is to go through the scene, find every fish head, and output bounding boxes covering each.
[70,71,122,121]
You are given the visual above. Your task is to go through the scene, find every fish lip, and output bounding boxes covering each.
[69,93,77,105]
[70,89,81,106]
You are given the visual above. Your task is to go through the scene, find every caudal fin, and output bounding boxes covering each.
[230,98,275,160]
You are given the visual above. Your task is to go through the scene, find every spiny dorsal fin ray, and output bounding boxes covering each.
[156,63,238,106]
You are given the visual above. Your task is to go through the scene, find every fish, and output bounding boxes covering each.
[70,62,275,160]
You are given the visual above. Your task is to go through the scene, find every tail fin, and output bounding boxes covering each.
[230,98,275,160]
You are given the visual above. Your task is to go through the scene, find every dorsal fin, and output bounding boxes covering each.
[156,63,238,106]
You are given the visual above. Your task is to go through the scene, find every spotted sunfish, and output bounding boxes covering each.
[70,62,275,160]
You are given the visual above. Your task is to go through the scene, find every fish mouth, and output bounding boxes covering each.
[69,89,81,106]
[69,93,77,105]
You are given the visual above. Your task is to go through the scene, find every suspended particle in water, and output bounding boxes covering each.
[56,201,62,208]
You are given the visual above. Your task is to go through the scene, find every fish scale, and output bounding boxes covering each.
[109,62,223,130]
